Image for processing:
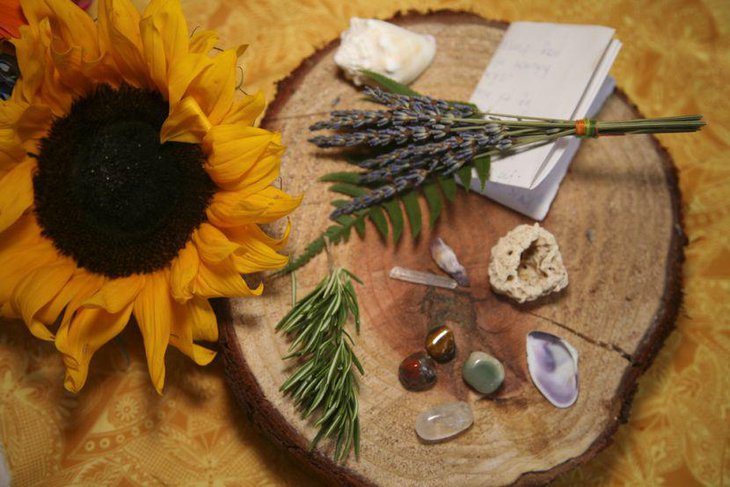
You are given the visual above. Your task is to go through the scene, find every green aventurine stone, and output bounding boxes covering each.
[462,351,505,394]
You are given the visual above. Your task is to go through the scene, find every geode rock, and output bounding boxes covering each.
[488,223,568,303]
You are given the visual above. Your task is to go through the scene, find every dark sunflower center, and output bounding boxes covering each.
[34,83,216,278]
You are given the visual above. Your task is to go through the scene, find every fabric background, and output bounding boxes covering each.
[1,0,729,485]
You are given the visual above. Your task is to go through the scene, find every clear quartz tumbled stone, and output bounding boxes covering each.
[415,401,473,443]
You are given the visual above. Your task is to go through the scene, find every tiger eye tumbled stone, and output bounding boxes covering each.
[399,352,437,391]
[425,325,456,363]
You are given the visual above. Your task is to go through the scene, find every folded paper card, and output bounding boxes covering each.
[464,21,622,220]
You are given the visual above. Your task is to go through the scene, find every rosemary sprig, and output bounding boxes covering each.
[276,267,364,462]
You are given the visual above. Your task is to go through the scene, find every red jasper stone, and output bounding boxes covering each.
[398,351,437,391]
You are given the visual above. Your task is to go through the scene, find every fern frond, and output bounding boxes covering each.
[277,155,490,276]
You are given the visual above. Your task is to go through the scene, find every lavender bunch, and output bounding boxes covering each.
[309,86,704,220]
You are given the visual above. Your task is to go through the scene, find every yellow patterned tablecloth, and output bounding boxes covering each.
[1,0,729,485]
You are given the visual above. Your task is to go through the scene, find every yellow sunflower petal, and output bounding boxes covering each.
[0,136,25,173]
[226,221,291,251]
[0,159,35,233]
[188,296,217,342]
[230,233,288,274]
[13,20,75,115]
[48,38,91,97]
[202,124,279,188]
[15,104,51,142]
[223,139,283,193]
[189,29,218,54]
[0,100,50,143]
[207,185,302,228]
[0,244,57,306]
[11,24,45,104]
[139,0,189,97]
[10,259,76,340]
[169,298,216,366]
[184,49,237,125]
[167,52,211,107]
[222,91,265,126]
[193,258,263,298]
[21,0,98,57]
[133,270,172,394]
[82,274,145,313]
[204,127,273,167]
[0,214,46,253]
[160,95,211,143]
[192,223,239,263]
[35,268,102,326]
[0,236,58,308]
[170,241,198,303]
[0,102,50,174]
[56,270,106,329]
[21,0,102,97]
[97,0,149,88]
[56,304,133,393]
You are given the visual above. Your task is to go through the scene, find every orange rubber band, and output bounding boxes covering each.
[575,119,598,138]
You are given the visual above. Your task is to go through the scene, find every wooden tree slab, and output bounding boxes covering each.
[218,12,683,486]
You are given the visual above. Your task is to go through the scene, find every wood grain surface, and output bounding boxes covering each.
[219,12,684,486]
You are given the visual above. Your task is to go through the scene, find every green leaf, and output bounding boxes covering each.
[368,206,389,239]
[474,155,491,191]
[359,69,420,96]
[353,216,366,238]
[457,166,473,193]
[345,154,369,166]
[383,200,404,244]
[320,172,363,184]
[439,176,457,202]
[328,183,366,198]
[402,191,422,238]
[422,183,442,228]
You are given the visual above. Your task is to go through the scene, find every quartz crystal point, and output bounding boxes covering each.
[415,401,473,443]
[389,266,457,289]
[526,331,579,408]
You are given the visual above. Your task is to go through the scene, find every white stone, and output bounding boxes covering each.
[488,223,568,303]
[334,18,436,86]
[415,401,473,442]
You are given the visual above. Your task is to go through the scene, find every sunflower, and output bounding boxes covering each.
[0,0,301,393]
